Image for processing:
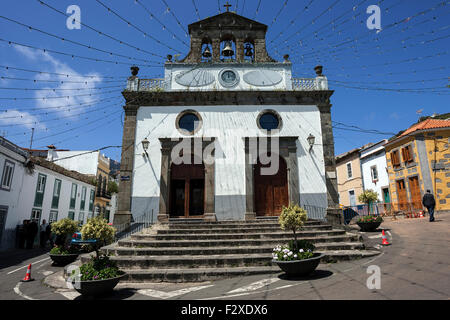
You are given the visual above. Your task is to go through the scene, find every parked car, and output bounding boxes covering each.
[70,232,97,245]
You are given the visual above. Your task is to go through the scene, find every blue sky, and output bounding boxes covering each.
[0,0,448,162]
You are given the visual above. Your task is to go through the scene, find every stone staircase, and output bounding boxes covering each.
[99,218,379,282]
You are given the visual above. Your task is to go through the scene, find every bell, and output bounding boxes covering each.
[202,46,212,58]
[222,41,234,57]
[244,44,253,57]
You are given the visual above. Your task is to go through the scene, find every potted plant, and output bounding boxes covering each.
[69,216,125,297]
[272,204,324,276]
[356,215,383,232]
[49,218,80,265]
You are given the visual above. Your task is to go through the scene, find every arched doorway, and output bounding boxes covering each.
[254,155,289,216]
[170,160,205,218]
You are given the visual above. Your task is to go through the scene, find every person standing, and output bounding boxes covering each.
[422,190,436,222]
[46,222,54,248]
[40,219,48,248]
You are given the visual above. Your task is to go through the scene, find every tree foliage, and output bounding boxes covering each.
[358,189,379,205]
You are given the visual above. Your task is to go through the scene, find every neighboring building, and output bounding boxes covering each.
[0,137,95,250]
[336,148,365,207]
[47,150,112,220]
[115,11,339,226]
[359,140,390,204]
[385,118,450,213]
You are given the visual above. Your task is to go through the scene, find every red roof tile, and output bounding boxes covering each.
[399,118,450,137]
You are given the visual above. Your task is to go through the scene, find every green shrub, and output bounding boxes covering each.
[76,255,124,281]
[358,215,383,223]
[49,245,79,255]
[80,216,116,257]
[51,218,79,236]
[358,189,379,205]
[279,204,308,242]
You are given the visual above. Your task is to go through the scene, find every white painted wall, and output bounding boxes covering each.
[131,105,326,221]
[48,151,99,176]
[0,144,96,250]
[360,141,389,202]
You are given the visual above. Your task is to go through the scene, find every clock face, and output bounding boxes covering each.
[219,69,239,88]
[221,70,236,83]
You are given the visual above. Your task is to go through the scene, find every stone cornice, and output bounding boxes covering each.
[122,90,334,108]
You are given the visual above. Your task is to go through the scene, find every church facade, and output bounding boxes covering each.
[114,11,340,226]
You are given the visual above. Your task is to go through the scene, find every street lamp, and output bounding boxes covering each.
[142,138,150,157]
[307,134,315,151]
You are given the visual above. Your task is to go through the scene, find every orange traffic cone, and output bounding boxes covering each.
[381,230,390,246]
[21,264,34,282]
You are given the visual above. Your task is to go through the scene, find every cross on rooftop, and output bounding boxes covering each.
[224,1,232,12]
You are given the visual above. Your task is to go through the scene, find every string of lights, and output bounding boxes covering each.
[253,0,262,19]
[2,102,121,130]
[36,0,167,59]
[328,77,449,85]
[0,65,127,79]
[267,0,315,45]
[93,0,184,53]
[329,83,449,94]
[191,0,201,21]
[269,0,289,28]
[0,38,162,68]
[0,85,124,92]
[159,0,189,36]
[0,16,165,65]
[1,96,122,116]
[0,89,120,100]
[287,1,447,61]
[0,76,125,85]
[133,0,190,46]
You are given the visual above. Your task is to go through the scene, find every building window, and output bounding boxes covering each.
[391,150,401,168]
[370,165,378,182]
[49,210,58,223]
[68,211,75,220]
[78,212,85,226]
[37,174,46,193]
[70,183,77,209]
[349,190,356,207]
[257,110,282,132]
[401,145,414,163]
[51,179,61,209]
[176,110,202,135]
[1,160,15,191]
[31,209,41,223]
[346,162,353,179]
[80,186,87,210]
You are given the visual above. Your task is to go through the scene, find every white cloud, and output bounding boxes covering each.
[0,109,47,130]
[13,46,103,117]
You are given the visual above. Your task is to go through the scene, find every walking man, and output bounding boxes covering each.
[422,190,436,222]
[40,219,48,248]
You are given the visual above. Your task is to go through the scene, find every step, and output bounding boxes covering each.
[104,242,365,256]
[132,229,346,241]
[121,266,282,283]
[118,234,361,248]
[167,220,322,229]
[90,249,379,270]
[157,225,332,234]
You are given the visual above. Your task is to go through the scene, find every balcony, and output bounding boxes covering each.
[126,77,328,92]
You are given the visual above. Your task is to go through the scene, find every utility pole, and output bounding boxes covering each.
[29,128,35,150]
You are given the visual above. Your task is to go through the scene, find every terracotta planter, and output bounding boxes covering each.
[72,273,126,297]
[49,253,79,266]
[273,253,324,276]
[356,221,382,232]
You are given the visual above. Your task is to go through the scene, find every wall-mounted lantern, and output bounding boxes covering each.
[142,138,150,157]
[307,134,315,151]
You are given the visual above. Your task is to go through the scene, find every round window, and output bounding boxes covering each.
[177,111,202,134]
[258,111,281,131]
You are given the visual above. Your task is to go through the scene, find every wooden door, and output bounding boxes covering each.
[255,156,289,216]
[170,162,205,218]
[409,177,422,209]
[396,179,408,211]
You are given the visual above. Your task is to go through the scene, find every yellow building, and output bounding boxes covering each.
[384,118,450,213]
[336,148,364,207]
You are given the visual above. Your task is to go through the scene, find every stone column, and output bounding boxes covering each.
[236,38,244,62]
[319,103,342,224]
[244,138,256,220]
[113,106,137,227]
[203,139,216,221]
[212,39,221,62]
[287,142,300,205]
[157,140,171,223]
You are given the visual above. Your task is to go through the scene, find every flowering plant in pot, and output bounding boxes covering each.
[273,204,324,276]
[49,218,80,265]
[356,215,383,232]
[69,216,125,297]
